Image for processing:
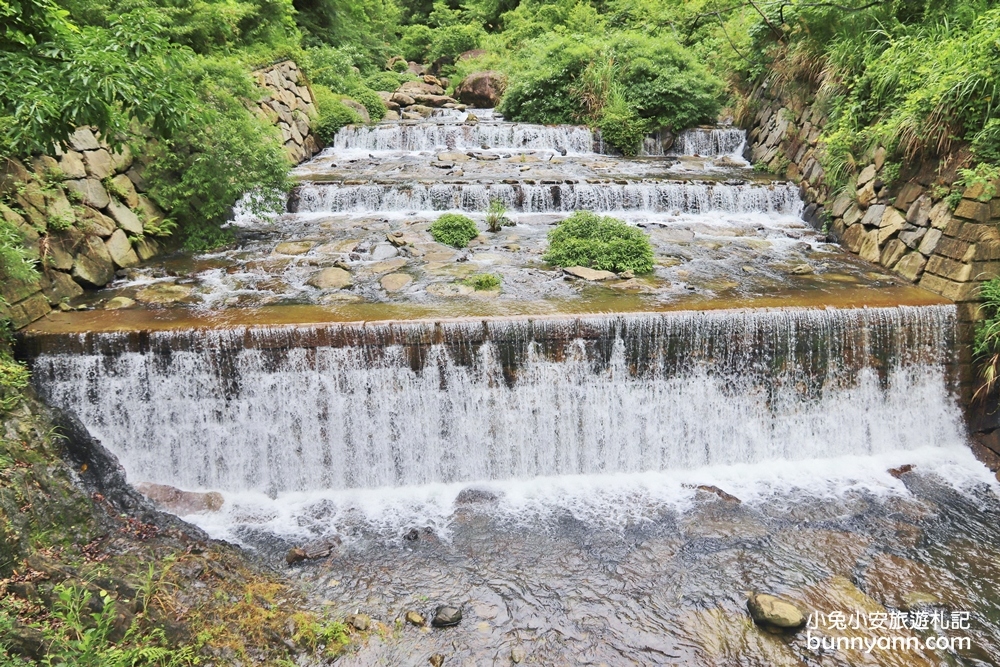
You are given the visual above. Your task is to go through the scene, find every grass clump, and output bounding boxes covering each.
[485,198,513,232]
[544,210,653,274]
[429,213,479,248]
[464,273,501,290]
[974,278,1000,400]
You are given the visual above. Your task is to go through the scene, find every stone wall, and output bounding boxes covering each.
[0,130,164,329]
[745,75,1000,406]
[252,60,321,164]
[1,59,321,331]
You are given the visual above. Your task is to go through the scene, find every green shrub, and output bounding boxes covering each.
[0,350,30,413]
[365,71,406,92]
[427,24,485,63]
[596,93,650,156]
[430,213,479,248]
[0,217,37,284]
[400,24,435,63]
[312,85,363,144]
[544,210,653,274]
[974,277,1000,400]
[464,273,501,290]
[485,198,513,232]
[498,35,597,124]
[347,87,387,121]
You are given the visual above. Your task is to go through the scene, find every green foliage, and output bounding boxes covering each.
[0,350,30,413]
[429,213,479,248]
[364,70,409,92]
[399,24,434,63]
[544,210,653,274]
[956,163,1000,201]
[312,84,362,144]
[596,91,649,156]
[464,272,501,290]
[102,176,129,202]
[347,87,387,120]
[427,24,485,63]
[974,277,1000,400]
[39,584,198,667]
[144,56,291,252]
[0,218,39,283]
[485,198,512,232]
[290,614,349,657]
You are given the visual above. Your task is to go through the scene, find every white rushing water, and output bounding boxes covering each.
[292,181,802,215]
[32,306,965,501]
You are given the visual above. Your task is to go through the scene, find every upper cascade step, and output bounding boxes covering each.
[328,114,748,158]
[291,180,803,215]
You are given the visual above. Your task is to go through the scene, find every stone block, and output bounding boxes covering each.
[877,208,905,244]
[926,255,971,282]
[919,273,981,301]
[857,181,876,208]
[830,192,852,218]
[857,164,877,186]
[859,229,881,263]
[963,181,987,200]
[917,228,942,255]
[970,260,1000,282]
[134,237,160,261]
[126,163,148,192]
[1,275,41,305]
[954,198,990,223]
[898,226,926,249]
[83,149,114,180]
[42,270,83,302]
[860,204,885,227]
[958,223,1000,243]
[880,239,906,268]
[77,206,116,238]
[105,229,139,268]
[71,235,115,287]
[843,203,862,226]
[68,127,101,151]
[929,200,952,229]
[110,145,133,173]
[111,174,139,208]
[935,237,976,262]
[843,222,865,253]
[905,195,931,226]
[8,293,50,328]
[64,178,110,209]
[895,181,923,211]
[975,241,1000,260]
[105,198,144,235]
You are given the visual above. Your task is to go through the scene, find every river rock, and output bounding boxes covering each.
[408,104,434,118]
[380,273,412,291]
[563,266,617,281]
[412,94,455,108]
[405,610,426,626]
[427,282,473,297]
[398,80,445,96]
[274,240,315,255]
[343,99,370,123]
[347,613,371,631]
[510,647,526,663]
[431,605,462,627]
[391,92,416,107]
[307,267,352,289]
[456,71,505,108]
[135,482,224,514]
[135,283,193,304]
[104,296,135,310]
[746,592,805,629]
[370,243,398,260]
[429,655,444,667]
[455,487,499,504]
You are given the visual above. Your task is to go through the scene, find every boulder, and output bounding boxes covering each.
[346,614,371,631]
[135,482,224,514]
[68,127,101,151]
[43,270,84,303]
[563,266,616,281]
[133,237,160,262]
[407,104,434,118]
[407,62,426,76]
[371,243,398,260]
[104,296,135,310]
[431,605,462,627]
[274,241,315,255]
[307,267,352,289]
[111,174,139,208]
[71,236,115,287]
[391,92,416,107]
[383,110,400,121]
[59,151,88,179]
[455,71,505,108]
[405,611,426,626]
[398,80,445,96]
[105,229,139,269]
[412,94,456,108]
[857,164,877,187]
[746,592,805,629]
[342,99,370,123]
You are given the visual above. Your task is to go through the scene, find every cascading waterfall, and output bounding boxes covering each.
[28,305,964,496]
[331,122,598,154]
[290,180,803,215]
[668,127,747,158]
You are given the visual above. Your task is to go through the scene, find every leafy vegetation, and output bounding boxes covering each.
[974,277,1000,400]
[464,272,501,290]
[544,210,653,274]
[429,213,479,248]
[485,198,513,232]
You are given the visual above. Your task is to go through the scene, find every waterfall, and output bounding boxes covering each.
[670,127,747,157]
[331,122,597,154]
[290,180,803,215]
[28,305,964,496]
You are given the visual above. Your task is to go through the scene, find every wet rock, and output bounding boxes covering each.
[563,266,616,281]
[455,487,498,504]
[346,613,371,631]
[380,272,412,291]
[105,229,139,269]
[510,647,526,663]
[405,610,426,626]
[135,482,224,514]
[371,243,398,260]
[901,591,941,610]
[307,267,352,289]
[746,592,805,630]
[285,547,308,565]
[694,485,741,503]
[286,537,341,564]
[71,235,116,287]
[105,198,143,235]
[104,296,135,310]
[888,464,914,478]
[431,605,462,627]
[785,264,812,275]
[274,241,315,255]
[427,282,474,297]
[437,152,471,162]
[398,80,445,96]
[135,283,193,304]
[429,654,445,667]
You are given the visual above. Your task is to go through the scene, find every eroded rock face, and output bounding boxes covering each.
[136,482,225,514]
[456,71,505,108]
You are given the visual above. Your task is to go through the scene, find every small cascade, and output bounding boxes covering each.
[669,127,747,158]
[291,180,803,215]
[29,306,963,496]
[331,122,597,154]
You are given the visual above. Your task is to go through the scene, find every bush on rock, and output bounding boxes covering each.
[430,213,479,248]
[544,211,653,274]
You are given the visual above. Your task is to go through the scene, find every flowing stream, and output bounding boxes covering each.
[22,112,1000,665]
